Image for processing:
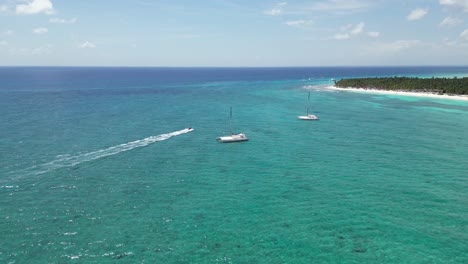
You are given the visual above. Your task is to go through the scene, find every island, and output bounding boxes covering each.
[334,76,468,95]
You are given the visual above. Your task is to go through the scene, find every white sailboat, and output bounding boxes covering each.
[298,91,319,120]
[217,107,248,143]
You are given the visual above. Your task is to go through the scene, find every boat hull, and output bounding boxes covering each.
[217,133,249,143]
[298,115,319,120]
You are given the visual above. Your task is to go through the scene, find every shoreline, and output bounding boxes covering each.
[326,86,468,101]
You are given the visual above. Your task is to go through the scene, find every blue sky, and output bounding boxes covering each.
[0,0,467,66]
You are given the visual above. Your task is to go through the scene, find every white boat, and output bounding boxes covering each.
[217,107,248,143]
[298,91,319,120]
[217,133,248,143]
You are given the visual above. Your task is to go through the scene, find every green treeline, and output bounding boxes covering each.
[335,76,468,95]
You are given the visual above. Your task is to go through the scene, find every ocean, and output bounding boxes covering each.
[1,67,467,263]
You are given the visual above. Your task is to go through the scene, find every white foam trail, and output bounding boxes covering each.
[21,128,194,176]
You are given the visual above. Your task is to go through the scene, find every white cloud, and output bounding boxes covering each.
[49,17,77,24]
[284,20,313,27]
[350,22,364,34]
[307,0,371,14]
[333,33,350,40]
[80,41,96,49]
[440,0,468,12]
[9,45,52,56]
[264,8,282,15]
[461,29,468,41]
[440,16,463,27]
[16,0,54,15]
[264,2,287,16]
[407,8,428,21]
[0,41,8,46]
[443,38,458,47]
[332,22,378,40]
[0,5,8,12]
[2,30,14,36]
[33,27,48,34]
[371,40,421,54]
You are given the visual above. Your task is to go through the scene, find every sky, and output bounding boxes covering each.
[0,0,468,66]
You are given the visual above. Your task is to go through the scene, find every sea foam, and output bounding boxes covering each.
[17,128,194,176]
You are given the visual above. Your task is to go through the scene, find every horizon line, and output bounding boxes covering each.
[1,65,468,68]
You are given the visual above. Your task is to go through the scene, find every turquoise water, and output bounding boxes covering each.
[1,67,467,263]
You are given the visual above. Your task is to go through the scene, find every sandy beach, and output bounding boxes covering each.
[326,86,468,101]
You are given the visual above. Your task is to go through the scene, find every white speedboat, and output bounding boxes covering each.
[298,91,319,121]
[217,107,248,143]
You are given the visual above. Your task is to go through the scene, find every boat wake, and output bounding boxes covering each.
[17,128,194,176]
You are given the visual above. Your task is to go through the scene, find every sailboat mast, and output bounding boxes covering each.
[230,107,233,135]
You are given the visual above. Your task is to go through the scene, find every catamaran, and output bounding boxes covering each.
[217,107,248,143]
[298,91,319,120]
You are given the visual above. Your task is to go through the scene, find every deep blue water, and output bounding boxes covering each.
[1,67,467,263]
[1,66,467,90]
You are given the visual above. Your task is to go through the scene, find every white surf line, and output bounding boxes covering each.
[20,128,194,176]
[326,85,468,101]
